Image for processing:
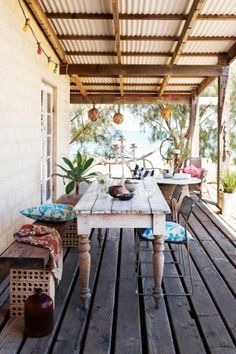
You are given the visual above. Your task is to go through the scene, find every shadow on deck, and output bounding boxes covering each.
[0,199,236,353]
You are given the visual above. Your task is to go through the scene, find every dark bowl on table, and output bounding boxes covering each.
[117,193,134,201]
[108,185,127,198]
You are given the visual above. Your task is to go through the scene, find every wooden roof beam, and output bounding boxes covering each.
[70,94,191,105]
[45,13,236,21]
[65,50,222,57]
[24,0,87,96]
[111,0,124,96]
[24,0,67,63]
[71,83,197,87]
[226,42,236,64]
[61,64,227,77]
[159,0,206,96]
[58,34,236,41]
[71,75,87,96]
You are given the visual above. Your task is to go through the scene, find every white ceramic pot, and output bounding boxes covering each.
[222,192,236,216]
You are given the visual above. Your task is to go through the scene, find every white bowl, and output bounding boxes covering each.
[124,179,140,192]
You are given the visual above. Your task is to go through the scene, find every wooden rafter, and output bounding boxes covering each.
[60,64,227,77]
[45,12,236,21]
[72,75,87,97]
[57,34,236,41]
[226,42,236,64]
[159,0,206,96]
[24,0,66,63]
[24,0,87,96]
[111,0,124,96]
[65,50,221,57]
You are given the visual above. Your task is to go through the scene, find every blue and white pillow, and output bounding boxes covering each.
[138,221,194,243]
[19,203,77,222]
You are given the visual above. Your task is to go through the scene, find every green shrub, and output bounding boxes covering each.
[220,172,236,193]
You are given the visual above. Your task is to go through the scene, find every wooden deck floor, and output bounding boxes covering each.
[0,199,236,354]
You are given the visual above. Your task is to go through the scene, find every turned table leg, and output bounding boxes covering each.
[152,235,165,309]
[78,234,91,309]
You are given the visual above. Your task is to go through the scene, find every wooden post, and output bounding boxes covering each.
[191,92,200,157]
[217,67,230,208]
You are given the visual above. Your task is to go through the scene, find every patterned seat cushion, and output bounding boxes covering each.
[137,221,194,243]
[20,203,77,222]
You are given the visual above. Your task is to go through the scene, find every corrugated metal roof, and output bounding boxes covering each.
[124,56,169,65]
[178,56,218,65]
[36,0,236,100]
[184,41,235,53]
[71,56,116,65]
[169,78,204,84]
[119,0,191,15]
[82,78,118,84]
[39,0,111,14]
[125,78,162,84]
[51,19,113,36]
[121,20,182,36]
[62,40,115,52]
[121,41,176,53]
[201,0,236,15]
[192,21,236,37]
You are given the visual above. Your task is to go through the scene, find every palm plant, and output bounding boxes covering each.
[54,151,97,194]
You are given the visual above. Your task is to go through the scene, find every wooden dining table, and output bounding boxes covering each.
[74,179,170,309]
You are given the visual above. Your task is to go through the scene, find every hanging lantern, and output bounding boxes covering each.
[113,107,124,125]
[161,107,172,120]
[88,105,99,121]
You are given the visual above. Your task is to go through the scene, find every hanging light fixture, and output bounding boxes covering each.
[88,104,99,122]
[160,106,172,120]
[113,106,124,125]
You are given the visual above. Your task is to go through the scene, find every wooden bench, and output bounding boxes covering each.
[0,194,81,317]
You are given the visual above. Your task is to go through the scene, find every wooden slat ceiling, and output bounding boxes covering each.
[25,0,236,105]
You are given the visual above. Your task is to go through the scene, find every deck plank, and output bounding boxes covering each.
[81,229,120,354]
[177,245,236,352]
[140,244,176,354]
[52,229,105,353]
[115,229,142,354]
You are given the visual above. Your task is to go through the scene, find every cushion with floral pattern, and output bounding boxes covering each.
[137,221,194,243]
[19,203,77,222]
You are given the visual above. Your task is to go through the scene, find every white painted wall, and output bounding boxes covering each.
[0,0,70,252]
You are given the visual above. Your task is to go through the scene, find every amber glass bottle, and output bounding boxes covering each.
[24,288,54,337]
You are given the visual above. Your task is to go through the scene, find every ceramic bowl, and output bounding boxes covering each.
[124,179,140,193]
[117,193,134,201]
[108,185,127,198]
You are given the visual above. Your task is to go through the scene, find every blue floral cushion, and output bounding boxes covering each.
[138,221,194,243]
[19,203,77,222]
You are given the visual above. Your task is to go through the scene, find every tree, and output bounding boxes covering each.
[70,104,120,158]
[129,104,191,169]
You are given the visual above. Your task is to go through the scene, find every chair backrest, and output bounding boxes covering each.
[172,185,183,203]
[178,196,195,223]
[189,157,202,169]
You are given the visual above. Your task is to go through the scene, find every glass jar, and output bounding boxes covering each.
[24,288,54,337]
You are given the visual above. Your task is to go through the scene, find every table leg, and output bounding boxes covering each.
[97,228,103,247]
[152,235,165,309]
[78,234,91,309]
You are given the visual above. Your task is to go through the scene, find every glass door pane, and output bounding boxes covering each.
[41,83,54,204]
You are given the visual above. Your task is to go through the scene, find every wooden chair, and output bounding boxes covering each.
[135,196,195,296]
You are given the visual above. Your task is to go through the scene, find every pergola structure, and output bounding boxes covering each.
[24,0,236,206]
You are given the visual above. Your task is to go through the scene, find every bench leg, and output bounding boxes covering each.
[78,234,91,309]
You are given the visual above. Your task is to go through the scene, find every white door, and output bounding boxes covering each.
[41,83,54,204]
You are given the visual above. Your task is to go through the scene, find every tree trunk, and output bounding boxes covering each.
[75,182,80,195]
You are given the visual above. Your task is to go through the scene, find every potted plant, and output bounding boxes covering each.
[220,172,236,216]
[53,151,97,195]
